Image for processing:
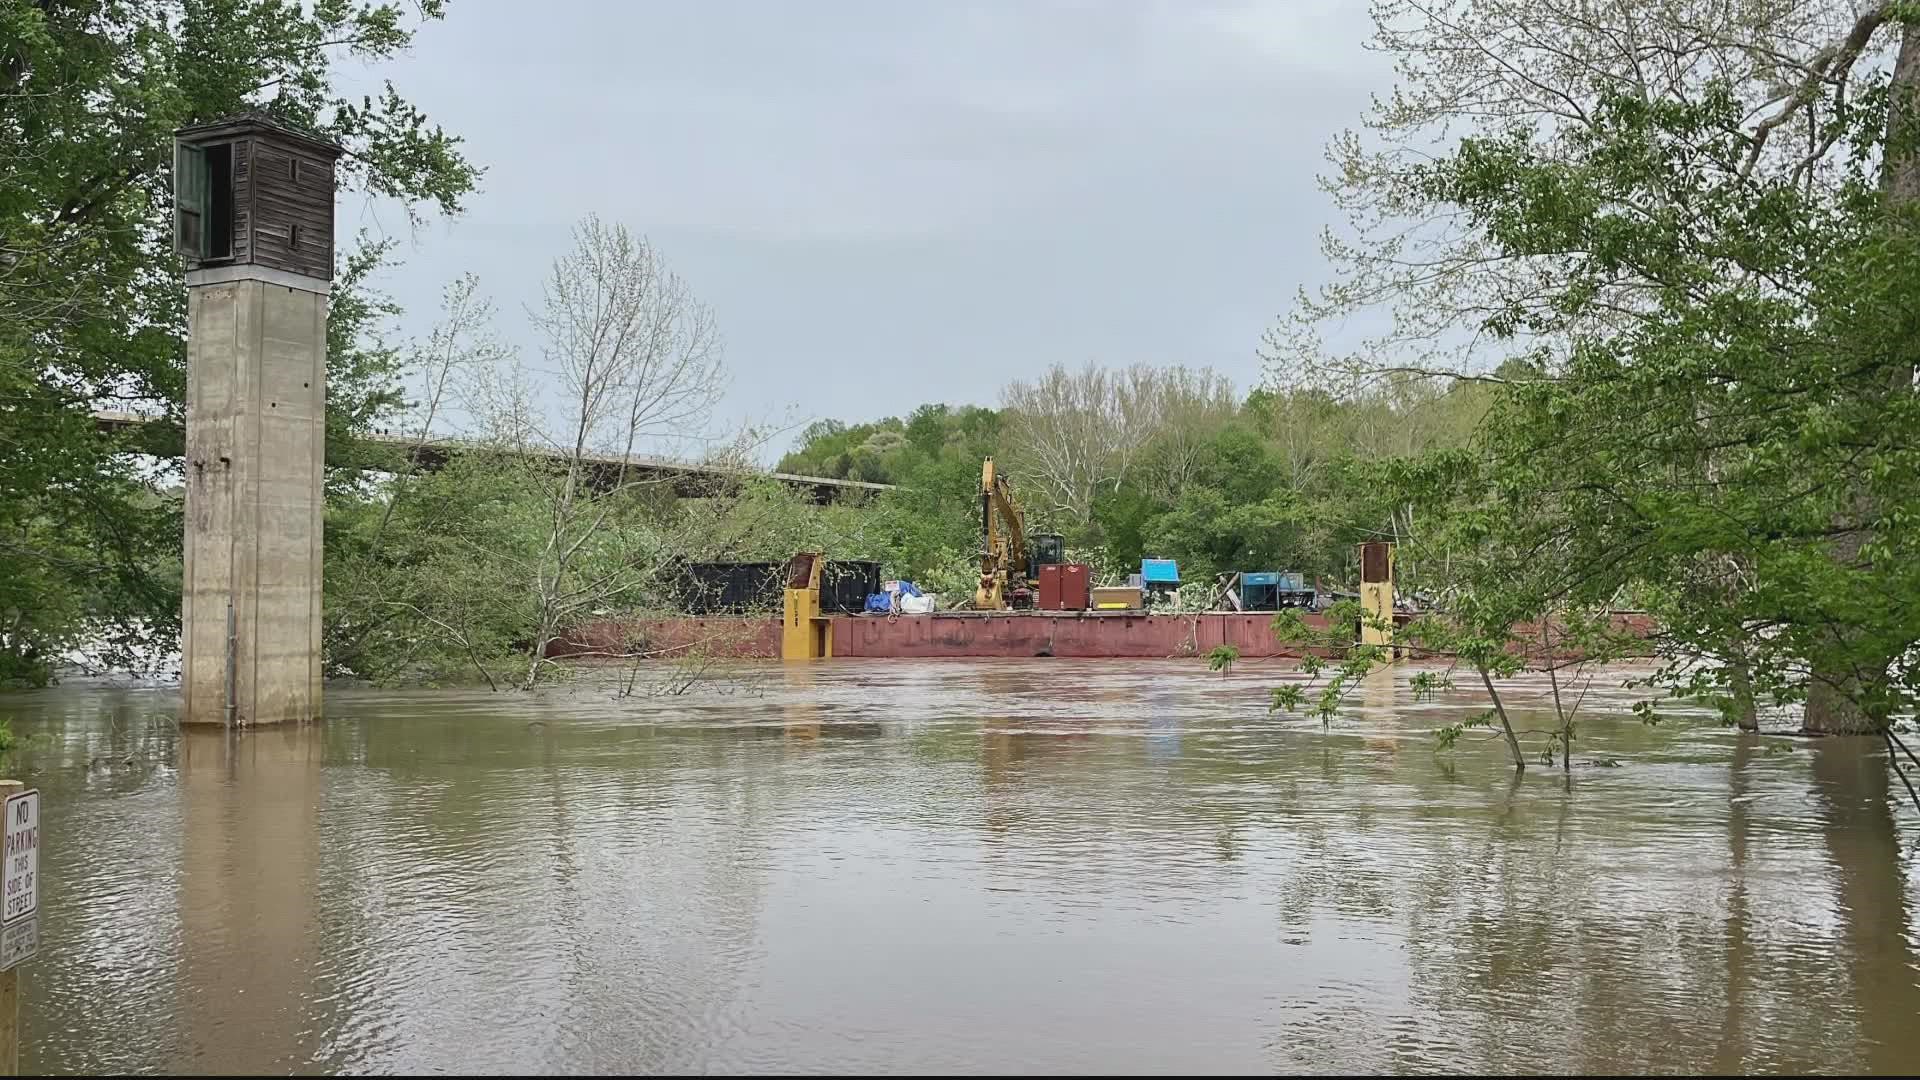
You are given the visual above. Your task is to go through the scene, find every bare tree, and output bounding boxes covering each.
[1128,367,1238,505]
[1000,362,1235,524]
[325,274,513,680]
[325,220,754,690]
[371,274,510,550]
[471,215,727,689]
[1001,363,1125,523]
[1269,0,1905,387]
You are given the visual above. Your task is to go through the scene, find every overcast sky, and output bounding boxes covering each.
[343,1,1388,455]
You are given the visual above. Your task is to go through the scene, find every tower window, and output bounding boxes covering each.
[173,141,233,260]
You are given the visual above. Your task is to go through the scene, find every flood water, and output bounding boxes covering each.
[4,658,1917,1074]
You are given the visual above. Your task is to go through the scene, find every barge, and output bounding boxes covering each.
[557,610,1338,661]
[553,608,1657,663]
[554,548,1655,662]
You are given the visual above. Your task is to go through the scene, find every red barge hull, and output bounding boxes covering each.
[559,611,1334,661]
[554,610,1657,662]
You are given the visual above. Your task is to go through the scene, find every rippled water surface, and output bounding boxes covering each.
[4,659,1918,1074]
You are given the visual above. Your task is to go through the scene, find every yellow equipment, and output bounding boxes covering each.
[782,552,832,660]
[974,458,1031,610]
[1358,541,1396,659]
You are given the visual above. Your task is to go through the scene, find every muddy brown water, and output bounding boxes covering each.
[2,659,1916,1074]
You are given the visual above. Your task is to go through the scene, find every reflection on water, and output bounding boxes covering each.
[3,660,1917,1074]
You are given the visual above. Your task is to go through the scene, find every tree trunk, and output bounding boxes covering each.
[1479,664,1526,772]
[1804,673,1885,735]
[1727,652,1760,732]
[1804,24,1920,734]
[1888,23,1920,205]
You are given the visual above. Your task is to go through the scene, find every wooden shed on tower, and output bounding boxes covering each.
[172,112,342,282]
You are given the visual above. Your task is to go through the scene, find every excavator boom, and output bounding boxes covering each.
[974,457,1028,609]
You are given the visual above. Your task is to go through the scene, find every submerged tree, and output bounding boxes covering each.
[325,272,512,682]
[327,217,736,689]
[1268,454,1641,773]
[1276,0,1920,737]
[501,215,727,688]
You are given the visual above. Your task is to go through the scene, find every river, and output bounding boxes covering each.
[3,659,1916,1074]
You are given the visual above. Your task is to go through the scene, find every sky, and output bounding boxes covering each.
[338,0,1389,456]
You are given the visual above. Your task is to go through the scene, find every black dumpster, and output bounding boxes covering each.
[822,560,881,615]
[679,561,783,614]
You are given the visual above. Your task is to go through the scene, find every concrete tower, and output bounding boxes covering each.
[173,114,341,726]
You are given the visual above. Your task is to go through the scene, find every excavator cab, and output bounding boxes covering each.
[1029,533,1065,568]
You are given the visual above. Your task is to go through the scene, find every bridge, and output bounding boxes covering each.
[91,410,891,504]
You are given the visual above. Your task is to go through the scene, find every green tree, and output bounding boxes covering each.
[775,371,1492,597]
[775,402,1004,586]
[2,0,479,676]
[1284,0,1920,739]
[1413,87,1920,735]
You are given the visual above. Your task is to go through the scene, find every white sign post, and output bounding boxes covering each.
[0,920,33,975]
[1,791,38,932]
[0,782,34,1074]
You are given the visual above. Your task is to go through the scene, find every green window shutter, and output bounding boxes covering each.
[173,142,209,258]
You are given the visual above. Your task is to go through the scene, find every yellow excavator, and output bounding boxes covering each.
[974,458,1063,609]
[975,458,1027,609]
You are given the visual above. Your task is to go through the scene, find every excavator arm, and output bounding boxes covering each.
[974,457,1028,610]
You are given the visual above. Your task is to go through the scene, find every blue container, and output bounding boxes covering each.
[1242,571,1279,587]
[1141,559,1180,586]
[1279,572,1306,592]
